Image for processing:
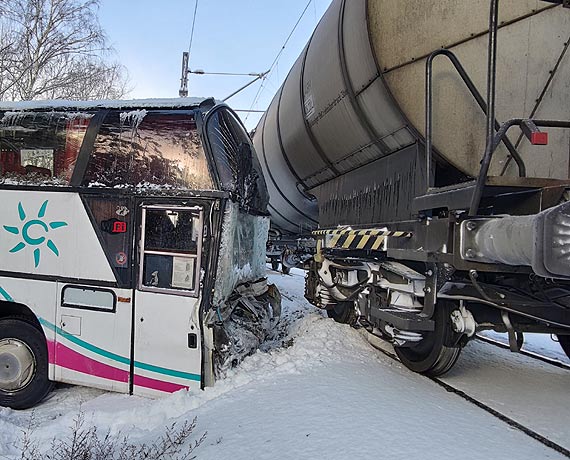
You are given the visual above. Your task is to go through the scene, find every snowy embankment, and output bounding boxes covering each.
[1,269,568,459]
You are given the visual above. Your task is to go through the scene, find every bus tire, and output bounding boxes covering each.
[0,318,54,409]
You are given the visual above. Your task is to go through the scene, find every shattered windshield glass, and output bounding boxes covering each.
[84,110,213,189]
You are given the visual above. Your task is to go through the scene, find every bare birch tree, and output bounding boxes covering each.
[0,0,129,101]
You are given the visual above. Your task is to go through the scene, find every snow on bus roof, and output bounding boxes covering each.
[0,97,215,112]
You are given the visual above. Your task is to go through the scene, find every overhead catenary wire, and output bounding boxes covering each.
[179,0,198,97]
[182,0,270,100]
[187,0,200,56]
[189,70,268,77]
[245,0,315,122]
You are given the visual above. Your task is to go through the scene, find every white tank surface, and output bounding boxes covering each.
[253,0,570,233]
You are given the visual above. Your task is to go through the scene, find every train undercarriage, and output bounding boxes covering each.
[306,196,570,376]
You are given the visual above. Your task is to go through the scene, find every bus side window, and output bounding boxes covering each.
[145,212,176,250]
[0,111,93,184]
[141,209,201,293]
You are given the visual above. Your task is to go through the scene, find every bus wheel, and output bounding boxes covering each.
[0,318,53,409]
[394,302,461,377]
[558,334,570,360]
[326,301,357,326]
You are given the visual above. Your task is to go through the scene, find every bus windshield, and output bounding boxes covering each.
[84,110,213,189]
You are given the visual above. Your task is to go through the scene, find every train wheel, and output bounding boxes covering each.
[395,302,461,377]
[558,334,570,360]
[0,318,53,409]
[326,301,357,326]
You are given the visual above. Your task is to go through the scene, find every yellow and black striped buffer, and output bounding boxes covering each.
[313,228,412,251]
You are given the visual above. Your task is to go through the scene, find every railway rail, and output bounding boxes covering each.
[474,334,570,371]
[362,330,570,459]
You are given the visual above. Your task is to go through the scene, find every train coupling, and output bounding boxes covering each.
[460,200,570,279]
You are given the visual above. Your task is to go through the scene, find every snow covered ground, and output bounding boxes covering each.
[1,268,569,459]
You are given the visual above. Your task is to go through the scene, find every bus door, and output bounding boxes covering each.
[133,205,204,397]
[54,283,133,393]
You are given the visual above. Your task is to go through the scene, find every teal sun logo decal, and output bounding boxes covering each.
[3,200,68,268]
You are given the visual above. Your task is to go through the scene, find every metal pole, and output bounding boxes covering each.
[425,52,433,192]
[222,71,269,102]
[179,52,189,97]
[469,0,500,215]
[427,49,526,178]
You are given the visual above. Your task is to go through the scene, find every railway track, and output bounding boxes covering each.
[475,334,570,371]
[361,330,570,459]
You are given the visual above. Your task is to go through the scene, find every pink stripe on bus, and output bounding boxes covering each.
[47,339,55,367]
[133,374,189,393]
[49,340,129,383]
[48,340,189,393]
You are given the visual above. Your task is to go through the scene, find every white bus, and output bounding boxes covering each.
[0,98,277,409]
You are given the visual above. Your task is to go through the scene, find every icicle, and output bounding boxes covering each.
[119,109,148,132]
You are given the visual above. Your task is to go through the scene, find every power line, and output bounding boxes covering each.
[180,0,199,97]
[189,70,267,77]
[187,0,199,56]
[234,109,266,113]
[267,0,314,77]
[245,0,314,122]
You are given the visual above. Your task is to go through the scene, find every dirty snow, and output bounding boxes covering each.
[0,268,568,459]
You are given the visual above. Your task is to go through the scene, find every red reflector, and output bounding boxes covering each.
[531,132,548,145]
[112,221,127,233]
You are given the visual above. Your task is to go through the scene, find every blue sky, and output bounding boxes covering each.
[98,0,333,130]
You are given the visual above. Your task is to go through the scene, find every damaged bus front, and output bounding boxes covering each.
[0,98,279,409]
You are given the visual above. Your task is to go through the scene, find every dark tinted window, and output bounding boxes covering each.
[0,111,93,185]
[206,108,268,213]
[83,110,213,189]
[144,209,199,253]
[83,196,133,287]
[141,207,202,294]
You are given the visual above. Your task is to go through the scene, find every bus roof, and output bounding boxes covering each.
[0,97,215,112]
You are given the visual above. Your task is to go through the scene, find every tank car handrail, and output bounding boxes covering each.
[468,117,570,213]
[470,118,570,214]
[425,49,526,189]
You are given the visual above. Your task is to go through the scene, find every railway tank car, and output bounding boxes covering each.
[253,0,570,374]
